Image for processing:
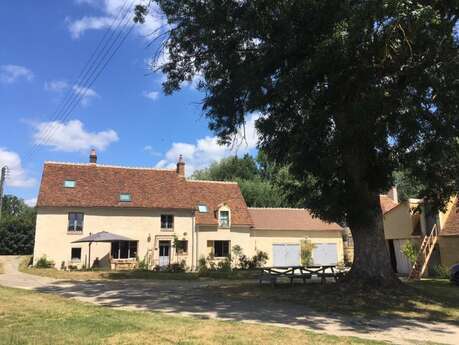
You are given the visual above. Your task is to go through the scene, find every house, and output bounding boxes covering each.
[381,187,459,275]
[33,150,344,270]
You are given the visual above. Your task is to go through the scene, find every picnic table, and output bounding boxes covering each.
[258,265,347,286]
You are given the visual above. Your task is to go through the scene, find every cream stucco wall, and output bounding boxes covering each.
[251,229,344,266]
[383,202,416,240]
[33,207,194,269]
[438,236,459,268]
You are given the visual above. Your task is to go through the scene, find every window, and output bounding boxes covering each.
[71,248,81,261]
[214,240,230,257]
[64,180,76,188]
[198,203,208,213]
[111,241,138,259]
[68,213,84,232]
[176,240,188,255]
[161,215,174,230]
[119,193,132,202]
[219,210,230,228]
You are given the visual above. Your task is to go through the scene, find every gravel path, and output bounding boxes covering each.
[1,255,458,345]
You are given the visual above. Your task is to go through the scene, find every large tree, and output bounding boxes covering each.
[137,1,459,285]
[0,195,36,255]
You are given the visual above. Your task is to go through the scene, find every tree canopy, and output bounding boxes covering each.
[0,195,36,255]
[137,1,459,284]
[191,153,291,207]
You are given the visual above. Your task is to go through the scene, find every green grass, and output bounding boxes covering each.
[213,278,459,324]
[19,256,258,281]
[0,286,383,345]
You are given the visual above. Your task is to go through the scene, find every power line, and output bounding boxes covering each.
[29,0,133,153]
[24,0,138,161]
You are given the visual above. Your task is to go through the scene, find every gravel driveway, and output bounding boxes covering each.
[1,255,458,345]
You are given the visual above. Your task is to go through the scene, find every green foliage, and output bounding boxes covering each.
[301,240,315,267]
[0,195,36,255]
[35,255,54,269]
[401,242,419,265]
[431,265,451,279]
[144,0,459,217]
[192,153,291,207]
[393,170,425,201]
[197,256,208,274]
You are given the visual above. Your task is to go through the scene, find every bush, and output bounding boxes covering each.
[138,258,148,270]
[251,250,268,268]
[35,255,54,268]
[301,240,314,266]
[401,241,419,265]
[197,256,208,274]
[167,260,187,273]
[431,265,450,279]
[217,257,232,272]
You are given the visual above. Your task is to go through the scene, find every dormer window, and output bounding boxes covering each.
[219,210,230,228]
[119,193,132,202]
[198,203,208,213]
[64,180,76,188]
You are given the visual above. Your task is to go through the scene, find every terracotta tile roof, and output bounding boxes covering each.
[36,162,252,226]
[380,195,399,214]
[248,208,343,231]
[441,201,459,236]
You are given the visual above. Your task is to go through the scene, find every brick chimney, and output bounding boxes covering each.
[176,155,185,177]
[89,149,97,164]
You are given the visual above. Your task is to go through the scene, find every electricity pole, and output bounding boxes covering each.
[0,166,7,223]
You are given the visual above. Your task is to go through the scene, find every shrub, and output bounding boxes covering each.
[217,257,232,272]
[197,256,208,274]
[301,240,315,266]
[167,260,187,273]
[401,241,419,265]
[138,258,148,270]
[35,255,54,268]
[431,265,450,279]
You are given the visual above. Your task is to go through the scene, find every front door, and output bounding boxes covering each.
[159,241,171,267]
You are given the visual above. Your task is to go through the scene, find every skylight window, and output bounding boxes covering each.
[198,204,208,213]
[64,180,76,188]
[119,193,132,202]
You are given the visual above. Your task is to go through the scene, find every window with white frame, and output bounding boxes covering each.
[219,210,230,228]
[161,214,174,230]
[64,180,76,188]
[213,240,230,257]
[71,248,81,261]
[68,212,84,232]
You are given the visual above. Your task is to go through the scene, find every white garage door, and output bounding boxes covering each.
[272,244,301,267]
[312,243,338,265]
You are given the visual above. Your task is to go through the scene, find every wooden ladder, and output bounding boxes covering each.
[408,224,439,280]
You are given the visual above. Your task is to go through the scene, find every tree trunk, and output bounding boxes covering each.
[346,193,400,287]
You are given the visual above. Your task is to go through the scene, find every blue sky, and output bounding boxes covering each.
[0,0,258,205]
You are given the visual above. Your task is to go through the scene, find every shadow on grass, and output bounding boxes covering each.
[33,277,459,338]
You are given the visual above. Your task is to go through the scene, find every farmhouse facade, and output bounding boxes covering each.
[33,151,344,270]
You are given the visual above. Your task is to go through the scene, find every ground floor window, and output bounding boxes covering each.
[176,240,188,255]
[71,247,81,261]
[111,241,138,259]
[214,240,230,257]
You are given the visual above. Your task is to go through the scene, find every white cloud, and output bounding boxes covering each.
[155,113,260,175]
[143,90,159,101]
[69,0,166,39]
[0,65,34,84]
[33,119,119,152]
[144,145,161,157]
[44,80,69,92]
[0,148,35,188]
[72,85,99,106]
[25,197,37,207]
[68,16,113,39]
[44,81,98,106]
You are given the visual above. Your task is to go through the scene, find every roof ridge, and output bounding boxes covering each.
[248,207,307,210]
[187,179,238,185]
[44,161,176,172]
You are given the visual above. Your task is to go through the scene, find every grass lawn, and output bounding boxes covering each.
[214,278,459,324]
[0,286,383,345]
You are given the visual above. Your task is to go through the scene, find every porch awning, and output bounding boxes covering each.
[71,231,135,243]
